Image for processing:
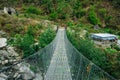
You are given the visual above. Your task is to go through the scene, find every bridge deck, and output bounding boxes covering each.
[44,28,72,80]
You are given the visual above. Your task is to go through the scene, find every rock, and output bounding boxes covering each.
[53,25,58,31]
[16,63,35,80]
[0,77,6,80]
[72,30,75,33]
[0,60,2,64]
[13,72,19,78]
[0,50,9,58]
[0,38,7,48]
[3,7,8,14]
[0,73,8,80]
[94,25,100,30]
[41,20,51,27]
[7,46,19,57]
[34,73,43,80]
[79,30,87,38]
[4,7,16,15]
[117,40,120,47]
[4,60,8,64]
[0,10,4,14]
[0,31,6,34]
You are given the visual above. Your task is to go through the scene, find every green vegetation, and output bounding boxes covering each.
[0,0,120,79]
[67,25,120,79]
[10,26,37,57]
[25,5,42,15]
[88,6,101,25]
[39,27,56,48]
[8,25,55,58]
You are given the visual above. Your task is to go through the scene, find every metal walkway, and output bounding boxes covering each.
[44,28,72,80]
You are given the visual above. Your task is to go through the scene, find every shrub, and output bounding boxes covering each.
[99,8,107,18]
[75,9,86,18]
[25,5,42,15]
[79,9,86,17]
[19,34,35,57]
[88,6,101,25]
[67,29,120,78]
[66,21,74,28]
[105,48,117,54]
[39,27,55,48]
[49,12,58,20]
[67,30,107,66]
[113,45,120,51]
[88,10,100,25]
[12,26,37,58]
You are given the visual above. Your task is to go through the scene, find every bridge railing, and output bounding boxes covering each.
[64,31,117,80]
[0,31,58,79]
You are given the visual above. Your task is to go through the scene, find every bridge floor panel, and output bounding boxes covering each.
[44,29,72,80]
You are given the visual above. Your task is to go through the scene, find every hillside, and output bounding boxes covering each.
[0,0,120,79]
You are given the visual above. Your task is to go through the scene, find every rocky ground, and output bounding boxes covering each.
[0,31,43,80]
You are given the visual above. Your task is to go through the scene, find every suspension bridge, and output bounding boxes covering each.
[0,28,117,80]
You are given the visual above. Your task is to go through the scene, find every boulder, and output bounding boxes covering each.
[94,25,100,30]
[117,40,120,47]
[53,25,58,31]
[0,31,6,37]
[0,77,5,80]
[7,46,19,57]
[0,31,5,34]
[16,63,35,80]
[0,73,8,80]
[0,10,4,14]
[4,7,16,15]
[0,38,7,48]
[34,73,43,80]
[0,50,9,57]
[79,30,87,38]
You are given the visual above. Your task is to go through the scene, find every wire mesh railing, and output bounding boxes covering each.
[0,28,117,80]
[0,31,58,80]
[64,30,117,80]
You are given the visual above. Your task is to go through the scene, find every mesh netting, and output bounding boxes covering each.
[64,30,116,80]
[0,32,58,79]
[0,28,117,80]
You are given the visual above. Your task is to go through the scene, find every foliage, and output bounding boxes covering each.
[39,27,55,48]
[105,48,117,54]
[9,26,37,58]
[17,26,36,58]
[67,30,108,67]
[88,6,101,25]
[67,29,120,78]
[99,8,107,18]
[49,12,58,20]
[111,0,120,8]
[113,45,120,51]
[19,34,35,58]
[25,5,42,15]
[79,9,86,17]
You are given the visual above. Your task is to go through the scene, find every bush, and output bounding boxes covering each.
[88,6,101,25]
[79,9,86,17]
[67,30,107,66]
[99,8,107,18]
[25,5,42,15]
[19,34,35,57]
[39,27,55,48]
[49,12,58,20]
[11,26,37,58]
[105,48,117,54]
[75,9,86,18]
[113,45,120,51]
[67,29,120,78]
